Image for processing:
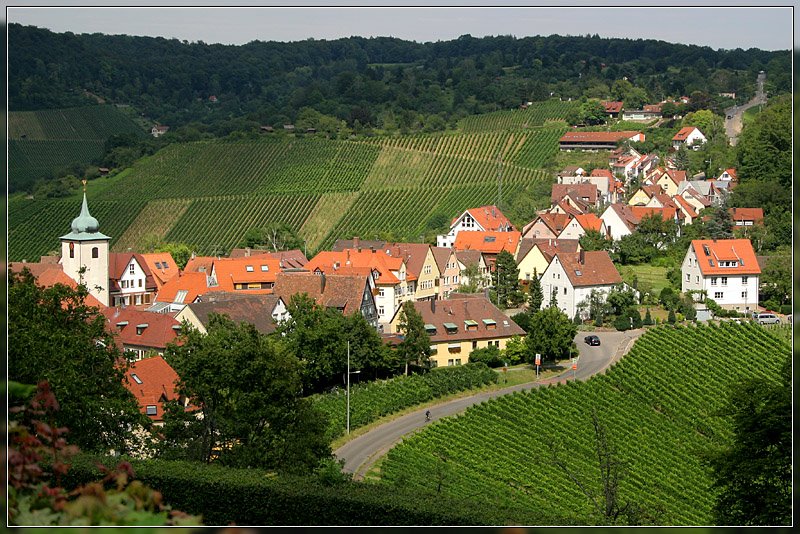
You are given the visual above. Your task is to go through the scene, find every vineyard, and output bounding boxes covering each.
[9,121,560,260]
[312,363,497,441]
[378,324,790,525]
[9,105,145,192]
[457,99,578,132]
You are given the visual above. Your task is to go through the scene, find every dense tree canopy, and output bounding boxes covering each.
[8,269,146,453]
[161,313,331,473]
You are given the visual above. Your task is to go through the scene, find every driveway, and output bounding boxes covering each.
[335,328,644,479]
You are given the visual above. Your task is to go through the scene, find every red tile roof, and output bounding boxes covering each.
[306,249,410,284]
[185,293,283,335]
[108,253,158,293]
[729,207,764,224]
[384,242,434,279]
[272,271,370,316]
[183,256,217,274]
[212,256,282,293]
[556,250,622,287]
[102,308,181,351]
[573,213,604,233]
[7,262,106,309]
[672,126,698,141]
[551,183,598,205]
[673,195,698,219]
[691,239,761,276]
[554,199,585,218]
[517,238,580,263]
[534,213,572,236]
[643,103,663,113]
[560,131,644,143]
[123,355,181,422]
[630,206,679,222]
[453,231,521,256]
[602,101,623,113]
[400,297,525,342]
[155,271,222,304]
[455,205,514,232]
[139,253,179,289]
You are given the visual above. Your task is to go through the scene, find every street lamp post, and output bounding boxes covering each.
[346,340,361,434]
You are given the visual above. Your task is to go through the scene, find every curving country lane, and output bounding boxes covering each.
[335,328,645,480]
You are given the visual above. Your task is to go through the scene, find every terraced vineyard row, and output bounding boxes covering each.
[379,324,789,525]
[509,125,568,168]
[164,194,320,255]
[9,129,560,260]
[96,138,381,200]
[458,99,579,132]
[9,105,143,140]
[10,139,108,190]
[9,198,146,261]
[364,131,532,163]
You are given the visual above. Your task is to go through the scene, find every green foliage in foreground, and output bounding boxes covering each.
[312,363,497,440]
[61,453,572,526]
[379,324,789,525]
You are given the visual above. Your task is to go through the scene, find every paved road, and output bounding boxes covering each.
[335,328,644,479]
[725,71,766,146]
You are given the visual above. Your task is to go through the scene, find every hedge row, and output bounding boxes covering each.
[62,454,569,526]
[312,363,498,439]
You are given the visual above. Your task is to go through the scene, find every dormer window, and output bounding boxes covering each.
[136,323,148,335]
[116,321,129,330]
[146,405,158,416]
[131,373,143,384]
[424,323,437,335]
[443,322,458,334]
[260,265,269,272]
[246,265,254,272]
[175,290,188,304]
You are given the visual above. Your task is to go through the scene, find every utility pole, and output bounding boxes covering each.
[346,340,350,434]
[496,152,503,210]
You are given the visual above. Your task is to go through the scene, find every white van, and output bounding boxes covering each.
[755,313,780,325]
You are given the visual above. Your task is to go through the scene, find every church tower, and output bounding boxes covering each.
[60,186,111,306]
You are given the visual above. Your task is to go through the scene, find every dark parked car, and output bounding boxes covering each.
[584,335,600,346]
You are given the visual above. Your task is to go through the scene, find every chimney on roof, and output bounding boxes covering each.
[353,237,359,249]
[320,272,326,293]
[431,299,436,313]
[371,246,375,253]
[245,247,251,257]
[346,250,350,265]
[579,249,585,265]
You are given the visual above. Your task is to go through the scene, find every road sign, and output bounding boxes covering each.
[535,353,541,366]
[571,357,577,371]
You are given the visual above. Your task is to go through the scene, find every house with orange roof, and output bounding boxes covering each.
[123,355,187,424]
[601,101,623,118]
[305,248,413,328]
[539,250,623,319]
[139,252,179,290]
[648,167,688,196]
[272,271,379,330]
[211,256,282,294]
[384,243,440,302]
[559,130,644,151]
[682,239,760,313]
[436,205,515,248]
[729,207,764,227]
[717,168,738,182]
[152,271,223,313]
[108,252,158,308]
[183,255,217,274]
[672,126,706,151]
[522,213,572,240]
[8,262,106,309]
[388,296,526,368]
[600,203,680,241]
[557,213,608,240]
[453,231,521,270]
[673,195,699,224]
[101,307,181,360]
[516,238,581,285]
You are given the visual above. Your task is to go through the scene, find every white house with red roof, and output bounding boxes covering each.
[672,126,706,150]
[717,168,738,182]
[539,250,623,319]
[682,239,760,313]
[108,252,158,308]
[557,213,607,240]
[436,205,515,248]
[559,130,644,151]
[729,207,764,227]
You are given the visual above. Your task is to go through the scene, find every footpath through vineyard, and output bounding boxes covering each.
[335,328,643,480]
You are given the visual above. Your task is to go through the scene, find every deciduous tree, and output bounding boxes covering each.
[524,306,578,363]
[396,301,432,374]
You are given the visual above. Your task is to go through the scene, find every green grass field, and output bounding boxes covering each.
[378,323,789,525]
[618,264,672,295]
[9,102,569,260]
